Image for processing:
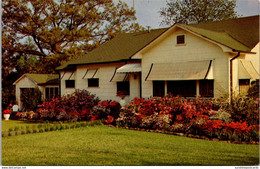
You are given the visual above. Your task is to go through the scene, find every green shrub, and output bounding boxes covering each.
[21,131,26,135]
[248,80,259,99]
[39,128,44,133]
[20,87,42,111]
[26,129,32,134]
[50,126,55,131]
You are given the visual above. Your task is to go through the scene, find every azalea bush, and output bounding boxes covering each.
[117,95,259,142]
[16,111,37,121]
[91,100,121,125]
[37,89,100,121]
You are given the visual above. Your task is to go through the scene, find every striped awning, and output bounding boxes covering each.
[117,63,141,73]
[60,71,75,80]
[146,60,213,81]
[239,60,259,79]
[82,69,99,79]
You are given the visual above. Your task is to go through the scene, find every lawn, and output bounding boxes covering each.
[2,121,259,166]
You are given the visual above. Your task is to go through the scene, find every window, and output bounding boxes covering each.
[153,81,165,97]
[239,79,250,95]
[65,80,75,88]
[45,87,59,100]
[167,80,196,97]
[199,80,214,97]
[88,78,99,87]
[117,81,129,95]
[177,35,185,44]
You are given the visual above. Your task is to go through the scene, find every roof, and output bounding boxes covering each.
[57,15,259,71]
[180,15,259,52]
[13,74,59,85]
[56,28,168,70]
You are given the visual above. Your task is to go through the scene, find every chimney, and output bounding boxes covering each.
[147,26,151,33]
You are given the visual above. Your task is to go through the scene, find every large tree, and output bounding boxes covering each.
[2,0,142,72]
[159,0,238,25]
[2,0,143,109]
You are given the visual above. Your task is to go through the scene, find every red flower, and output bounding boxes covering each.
[3,110,11,114]
[105,115,114,124]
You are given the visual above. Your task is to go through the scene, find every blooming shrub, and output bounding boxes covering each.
[91,100,121,125]
[37,89,100,121]
[16,111,37,121]
[117,95,258,142]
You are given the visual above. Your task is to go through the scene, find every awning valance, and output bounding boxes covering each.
[117,63,141,73]
[146,60,213,81]
[238,60,259,79]
[82,69,99,79]
[60,71,75,80]
[110,73,129,82]
[110,67,129,82]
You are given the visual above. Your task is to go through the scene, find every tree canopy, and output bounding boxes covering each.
[2,0,142,73]
[159,0,238,25]
[2,0,143,109]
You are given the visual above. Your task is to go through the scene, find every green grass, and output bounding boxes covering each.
[1,120,43,132]
[2,125,259,166]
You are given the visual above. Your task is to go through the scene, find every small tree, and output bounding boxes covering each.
[20,87,42,111]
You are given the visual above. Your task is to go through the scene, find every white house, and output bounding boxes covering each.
[13,74,59,110]
[15,15,259,107]
[56,15,259,102]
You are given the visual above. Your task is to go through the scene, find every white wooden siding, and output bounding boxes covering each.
[141,29,230,98]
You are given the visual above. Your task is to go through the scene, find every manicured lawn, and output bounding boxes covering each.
[2,123,259,166]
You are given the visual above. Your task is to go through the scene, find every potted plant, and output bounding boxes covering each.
[3,110,11,120]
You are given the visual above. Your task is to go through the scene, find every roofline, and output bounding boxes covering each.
[13,74,38,85]
[232,49,256,54]
[57,59,141,71]
[128,28,169,59]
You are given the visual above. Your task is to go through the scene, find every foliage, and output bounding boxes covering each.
[248,80,259,99]
[117,95,259,142]
[2,0,143,110]
[2,0,143,73]
[37,89,100,121]
[20,87,42,111]
[159,0,238,25]
[213,96,259,125]
[91,100,121,125]
[16,111,38,121]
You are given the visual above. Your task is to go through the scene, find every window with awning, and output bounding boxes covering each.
[146,60,213,81]
[238,60,259,80]
[110,64,140,82]
[116,63,141,73]
[60,71,75,80]
[82,69,99,79]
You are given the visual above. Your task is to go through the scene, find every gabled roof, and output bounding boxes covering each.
[57,15,259,71]
[180,15,259,52]
[13,74,59,85]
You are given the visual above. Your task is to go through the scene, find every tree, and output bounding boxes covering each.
[2,0,142,72]
[2,0,143,110]
[159,0,238,25]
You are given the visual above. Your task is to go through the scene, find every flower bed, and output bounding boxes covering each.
[116,95,259,143]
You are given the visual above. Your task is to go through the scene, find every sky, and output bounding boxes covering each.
[114,0,260,29]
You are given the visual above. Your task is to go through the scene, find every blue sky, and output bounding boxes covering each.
[115,0,260,28]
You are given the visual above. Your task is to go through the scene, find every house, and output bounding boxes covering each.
[13,74,59,110]
[14,15,259,108]
[56,15,259,102]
